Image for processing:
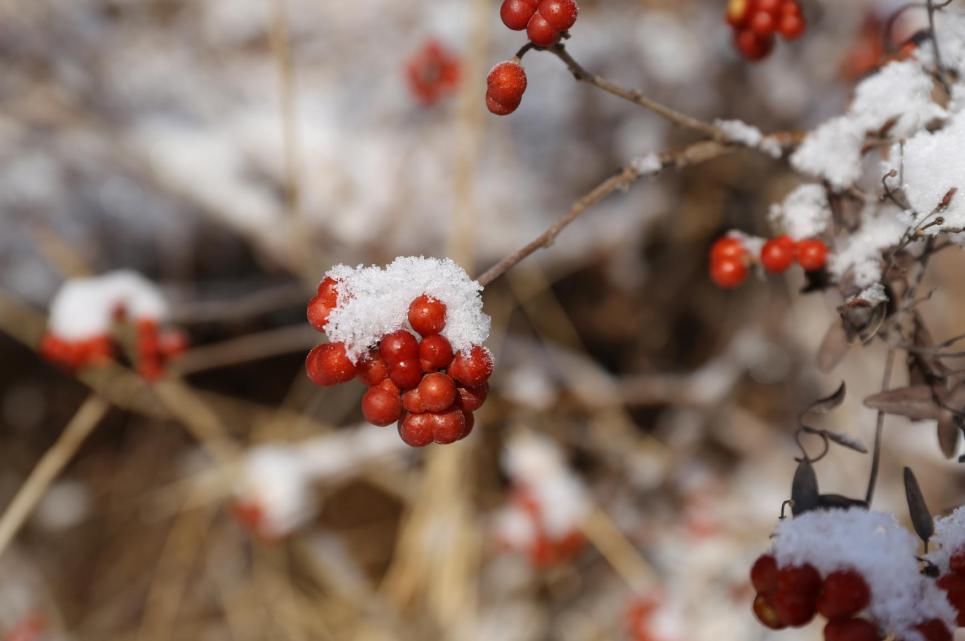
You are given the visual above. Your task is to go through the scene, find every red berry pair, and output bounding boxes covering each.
[306,287,493,446]
[726,0,806,61]
[405,39,461,106]
[936,547,965,626]
[500,0,579,47]
[486,60,528,115]
[709,234,829,289]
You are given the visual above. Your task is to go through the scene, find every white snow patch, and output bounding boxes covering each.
[324,257,491,362]
[926,506,965,574]
[769,184,832,240]
[714,119,782,158]
[631,153,663,175]
[48,271,170,340]
[829,206,908,287]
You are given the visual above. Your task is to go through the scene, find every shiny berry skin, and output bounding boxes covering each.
[380,330,419,365]
[419,334,454,371]
[389,359,423,390]
[756,0,782,13]
[824,618,879,641]
[306,342,357,386]
[307,278,339,331]
[417,372,457,413]
[402,388,425,414]
[777,564,822,597]
[710,236,748,263]
[735,29,775,60]
[751,554,780,596]
[773,592,818,627]
[914,619,952,641]
[538,0,578,31]
[950,548,965,574]
[431,409,469,444]
[486,61,527,115]
[456,383,489,412]
[462,410,476,435]
[357,351,389,386]
[710,257,748,288]
[486,95,517,116]
[753,594,787,630]
[726,0,753,28]
[449,346,494,387]
[817,570,871,620]
[797,238,829,271]
[778,12,806,39]
[761,235,796,273]
[408,295,447,336]
[526,13,560,47]
[361,385,402,426]
[399,413,434,447]
[780,0,802,15]
[501,0,538,30]
[750,11,776,36]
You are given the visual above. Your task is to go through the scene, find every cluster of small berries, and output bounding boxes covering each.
[751,554,953,641]
[936,547,965,628]
[726,0,806,61]
[405,39,461,106]
[306,279,493,446]
[709,234,829,289]
[624,594,666,641]
[486,0,579,116]
[499,488,585,567]
[499,0,579,47]
[40,316,187,381]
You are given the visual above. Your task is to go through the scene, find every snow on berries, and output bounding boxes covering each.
[726,0,806,61]
[305,257,492,447]
[40,270,186,380]
[750,509,957,641]
[499,0,579,48]
[492,432,589,567]
[708,232,829,289]
[486,60,528,116]
[405,39,461,107]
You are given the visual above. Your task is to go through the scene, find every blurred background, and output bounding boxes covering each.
[0,0,963,640]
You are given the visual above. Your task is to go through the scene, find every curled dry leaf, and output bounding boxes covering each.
[821,429,868,454]
[863,385,941,421]
[937,410,962,460]
[804,381,847,416]
[817,320,850,373]
[902,467,934,545]
[791,459,819,516]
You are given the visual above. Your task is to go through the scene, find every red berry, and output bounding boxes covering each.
[357,351,389,386]
[380,330,419,365]
[431,409,469,444]
[306,342,357,387]
[158,330,188,358]
[950,548,965,574]
[756,0,782,14]
[449,346,494,387]
[797,238,828,271]
[487,61,527,114]
[537,0,578,31]
[361,386,402,426]
[316,277,339,302]
[501,0,538,30]
[456,383,489,412]
[377,377,400,395]
[726,0,754,28]
[914,620,952,641]
[735,29,775,60]
[419,334,454,371]
[778,12,806,39]
[777,564,822,597]
[710,257,748,288]
[418,372,457,413]
[780,0,802,15]
[773,592,818,627]
[486,94,518,116]
[817,570,871,620]
[399,412,434,447]
[406,40,461,106]
[402,388,426,414]
[389,359,423,390]
[753,594,787,630]
[710,236,748,263]
[408,294,447,336]
[761,235,796,273]
[824,618,879,641]
[936,574,965,625]
[750,11,776,36]
[526,12,560,47]
[751,554,780,596]
[462,410,476,436]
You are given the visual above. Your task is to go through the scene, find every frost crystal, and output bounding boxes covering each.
[323,257,491,362]
[772,509,956,640]
[768,184,831,240]
[48,270,169,340]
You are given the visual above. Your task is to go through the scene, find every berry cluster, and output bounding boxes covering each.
[498,488,585,567]
[709,234,829,289]
[936,547,965,628]
[726,0,806,61]
[405,39,461,106]
[499,0,579,47]
[625,594,666,641]
[751,554,953,641]
[306,279,493,446]
[486,60,528,116]
[40,317,187,380]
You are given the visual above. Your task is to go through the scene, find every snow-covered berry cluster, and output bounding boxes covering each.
[928,507,965,628]
[305,257,492,447]
[499,0,579,47]
[493,432,588,567]
[751,509,957,641]
[39,271,187,380]
[405,39,461,107]
[726,0,806,61]
[709,233,828,289]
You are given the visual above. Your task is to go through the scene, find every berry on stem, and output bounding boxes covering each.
[449,346,494,387]
[306,342,358,387]
[486,61,527,116]
[357,351,389,386]
[456,383,489,412]
[419,334,455,371]
[735,29,775,60]
[538,0,578,31]
[779,12,806,39]
[389,359,423,390]
[710,236,748,263]
[402,388,426,414]
[408,294,447,336]
[761,235,796,273]
[418,372,458,413]
[797,238,829,271]
[710,256,748,288]
[526,12,560,47]
[361,385,402,426]
[751,554,780,596]
[753,594,787,630]
[501,0,538,30]
[817,570,871,620]
[380,330,419,365]
[431,409,469,444]
[399,412,434,447]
